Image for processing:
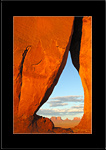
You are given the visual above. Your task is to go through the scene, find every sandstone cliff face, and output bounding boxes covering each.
[77,16,92,133]
[13,16,74,133]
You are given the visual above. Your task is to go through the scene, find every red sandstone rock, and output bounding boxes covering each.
[53,127,73,134]
[13,16,74,133]
[14,115,54,133]
[75,16,92,133]
[31,116,54,133]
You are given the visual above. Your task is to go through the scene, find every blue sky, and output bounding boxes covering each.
[37,52,84,120]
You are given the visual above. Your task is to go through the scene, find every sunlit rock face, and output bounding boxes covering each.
[78,16,92,133]
[13,16,74,133]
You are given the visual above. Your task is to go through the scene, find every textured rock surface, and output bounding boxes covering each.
[52,127,73,134]
[78,16,92,133]
[13,16,74,133]
[14,115,54,133]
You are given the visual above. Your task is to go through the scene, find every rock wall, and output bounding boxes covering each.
[13,16,74,133]
[77,16,92,133]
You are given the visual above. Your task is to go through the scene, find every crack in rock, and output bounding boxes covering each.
[31,59,42,66]
[16,46,31,101]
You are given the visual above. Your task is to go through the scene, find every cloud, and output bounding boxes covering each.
[47,95,84,107]
[49,95,84,102]
[37,104,84,117]
[49,103,68,107]
[71,103,84,109]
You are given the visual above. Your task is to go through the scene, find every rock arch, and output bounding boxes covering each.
[13,16,92,133]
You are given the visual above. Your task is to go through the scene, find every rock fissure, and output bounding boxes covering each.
[17,46,31,79]
[16,46,31,101]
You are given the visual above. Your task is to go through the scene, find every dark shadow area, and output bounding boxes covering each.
[69,17,83,72]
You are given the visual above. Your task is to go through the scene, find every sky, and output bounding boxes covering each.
[37,52,84,120]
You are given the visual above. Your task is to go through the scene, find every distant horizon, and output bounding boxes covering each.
[50,115,81,128]
[50,116,81,120]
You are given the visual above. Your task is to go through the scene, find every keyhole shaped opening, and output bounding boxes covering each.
[37,51,84,128]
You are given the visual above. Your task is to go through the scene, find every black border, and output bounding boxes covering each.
[105,2,106,149]
[1,1,105,149]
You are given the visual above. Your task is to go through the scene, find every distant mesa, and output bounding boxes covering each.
[51,116,81,121]
[50,116,81,128]
[51,116,62,121]
[57,117,62,121]
[64,118,71,121]
[50,116,57,121]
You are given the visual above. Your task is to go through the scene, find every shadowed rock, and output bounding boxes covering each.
[69,17,83,72]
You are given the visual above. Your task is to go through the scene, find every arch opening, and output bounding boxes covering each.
[37,51,84,129]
